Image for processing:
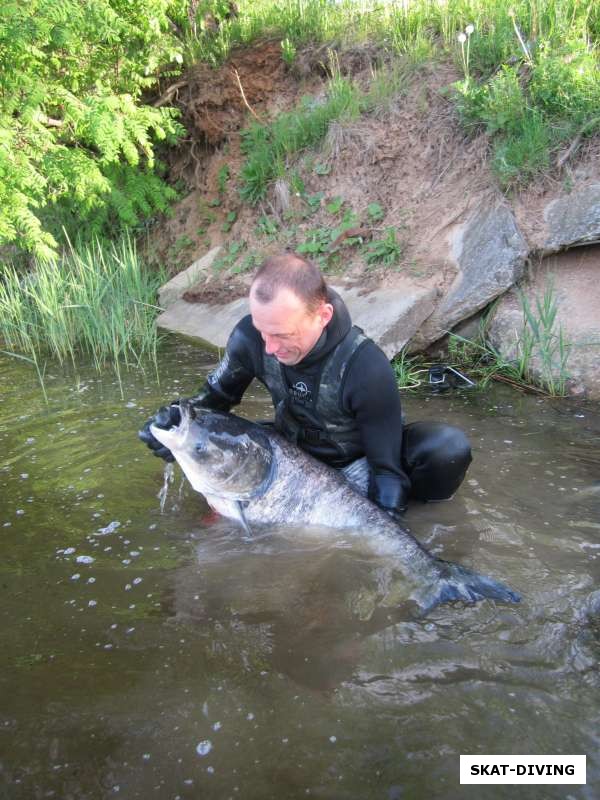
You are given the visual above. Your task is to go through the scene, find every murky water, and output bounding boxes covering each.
[1,338,599,800]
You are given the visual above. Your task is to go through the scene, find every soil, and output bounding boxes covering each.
[148,39,600,309]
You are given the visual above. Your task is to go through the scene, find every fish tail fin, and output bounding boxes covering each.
[416,560,520,614]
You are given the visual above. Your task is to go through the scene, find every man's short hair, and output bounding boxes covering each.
[251,253,327,313]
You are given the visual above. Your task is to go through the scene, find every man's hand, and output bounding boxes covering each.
[138,402,181,462]
[139,383,234,462]
[370,473,408,523]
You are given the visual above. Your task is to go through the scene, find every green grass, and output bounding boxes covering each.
[176,1,600,191]
[238,58,410,204]
[365,227,404,269]
[239,71,362,204]
[447,279,571,396]
[392,349,426,390]
[0,236,164,392]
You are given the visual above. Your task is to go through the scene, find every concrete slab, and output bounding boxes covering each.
[158,246,222,309]
[156,280,438,359]
[156,295,249,350]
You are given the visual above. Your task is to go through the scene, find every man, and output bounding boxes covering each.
[139,253,471,520]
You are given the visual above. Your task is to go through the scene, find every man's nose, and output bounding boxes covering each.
[263,335,279,355]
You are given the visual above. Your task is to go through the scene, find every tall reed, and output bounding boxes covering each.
[0,236,164,390]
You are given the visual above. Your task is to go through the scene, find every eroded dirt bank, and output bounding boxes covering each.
[149,40,600,396]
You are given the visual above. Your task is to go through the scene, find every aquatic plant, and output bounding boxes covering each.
[0,235,164,393]
[447,279,571,396]
[392,349,425,391]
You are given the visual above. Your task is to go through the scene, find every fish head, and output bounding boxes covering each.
[150,405,275,501]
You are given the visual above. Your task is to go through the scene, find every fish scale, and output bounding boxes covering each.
[150,407,520,614]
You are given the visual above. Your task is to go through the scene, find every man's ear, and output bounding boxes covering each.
[318,302,334,327]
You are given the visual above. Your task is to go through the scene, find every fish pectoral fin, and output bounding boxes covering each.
[236,501,252,536]
[204,494,251,535]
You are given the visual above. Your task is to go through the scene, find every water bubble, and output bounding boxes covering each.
[20,473,29,480]
[70,574,81,581]
[76,555,95,565]
[132,577,142,586]
[64,548,76,555]
[87,577,96,584]
[212,722,222,731]
[329,736,337,743]
[16,509,25,516]
[88,600,97,607]
[98,521,120,535]
[142,753,151,761]
[196,740,212,757]
[246,713,254,721]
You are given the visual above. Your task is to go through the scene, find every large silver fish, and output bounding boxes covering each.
[150,405,520,613]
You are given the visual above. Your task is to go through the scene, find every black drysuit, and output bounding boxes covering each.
[192,289,472,517]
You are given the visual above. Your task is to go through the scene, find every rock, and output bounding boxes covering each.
[331,283,438,358]
[487,246,600,398]
[544,184,600,251]
[158,246,222,309]
[411,204,528,349]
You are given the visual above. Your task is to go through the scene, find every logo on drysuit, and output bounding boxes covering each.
[289,380,313,405]
[207,353,230,387]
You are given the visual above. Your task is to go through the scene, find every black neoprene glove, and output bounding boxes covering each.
[189,382,234,413]
[138,383,233,462]
[138,402,181,462]
[369,473,409,522]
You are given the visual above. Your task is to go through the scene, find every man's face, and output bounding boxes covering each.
[249,287,333,366]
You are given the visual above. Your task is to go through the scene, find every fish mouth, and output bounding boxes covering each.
[150,415,277,502]
[149,423,180,451]
[149,400,196,449]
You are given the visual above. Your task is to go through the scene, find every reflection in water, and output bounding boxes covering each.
[164,523,419,691]
[0,338,599,799]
